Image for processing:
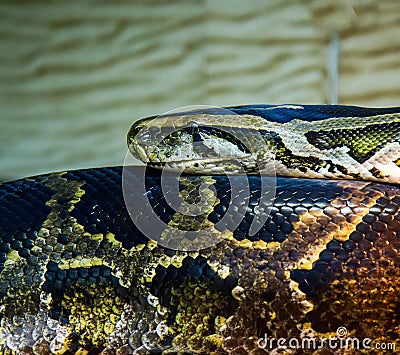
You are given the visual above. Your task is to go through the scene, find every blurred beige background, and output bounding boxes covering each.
[0,0,399,180]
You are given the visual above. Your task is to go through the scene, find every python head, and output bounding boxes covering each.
[127,106,400,183]
[127,108,274,174]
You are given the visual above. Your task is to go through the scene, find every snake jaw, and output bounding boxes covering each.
[129,123,263,173]
[146,155,258,174]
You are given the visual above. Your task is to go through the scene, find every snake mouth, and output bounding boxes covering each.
[145,156,261,175]
[128,126,258,173]
[127,112,263,174]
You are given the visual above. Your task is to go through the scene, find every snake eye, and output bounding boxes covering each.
[191,121,199,133]
[190,122,203,142]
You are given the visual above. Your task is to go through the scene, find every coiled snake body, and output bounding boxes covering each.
[1,105,400,354]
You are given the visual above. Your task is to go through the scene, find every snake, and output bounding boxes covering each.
[1,104,400,354]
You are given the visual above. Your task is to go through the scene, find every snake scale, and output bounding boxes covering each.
[1,105,400,354]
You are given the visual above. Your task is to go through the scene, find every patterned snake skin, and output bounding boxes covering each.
[1,105,400,354]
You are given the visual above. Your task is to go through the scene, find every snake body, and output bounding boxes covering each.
[1,105,400,354]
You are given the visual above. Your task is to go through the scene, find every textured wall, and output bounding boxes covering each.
[0,0,399,180]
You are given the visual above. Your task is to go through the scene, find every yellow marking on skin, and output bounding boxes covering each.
[160,176,238,251]
[218,265,230,279]
[207,259,231,279]
[158,255,172,268]
[67,188,85,211]
[59,257,103,270]
[147,240,158,250]
[3,249,19,268]
[251,240,281,251]
[228,237,282,252]
[134,243,146,251]
[90,234,104,242]
[188,251,199,258]
[62,284,125,350]
[0,173,88,289]
[141,251,186,285]
[214,315,226,328]
[58,231,123,269]
[231,286,245,300]
[292,182,384,270]
[170,254,186,268]
[238,239,252,248]
[288,280,311,314]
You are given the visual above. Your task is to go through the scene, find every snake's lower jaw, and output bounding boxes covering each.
[146,156,262,175]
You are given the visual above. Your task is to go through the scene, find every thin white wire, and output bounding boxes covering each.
[328,32,340,104]
[328,0,357,104]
